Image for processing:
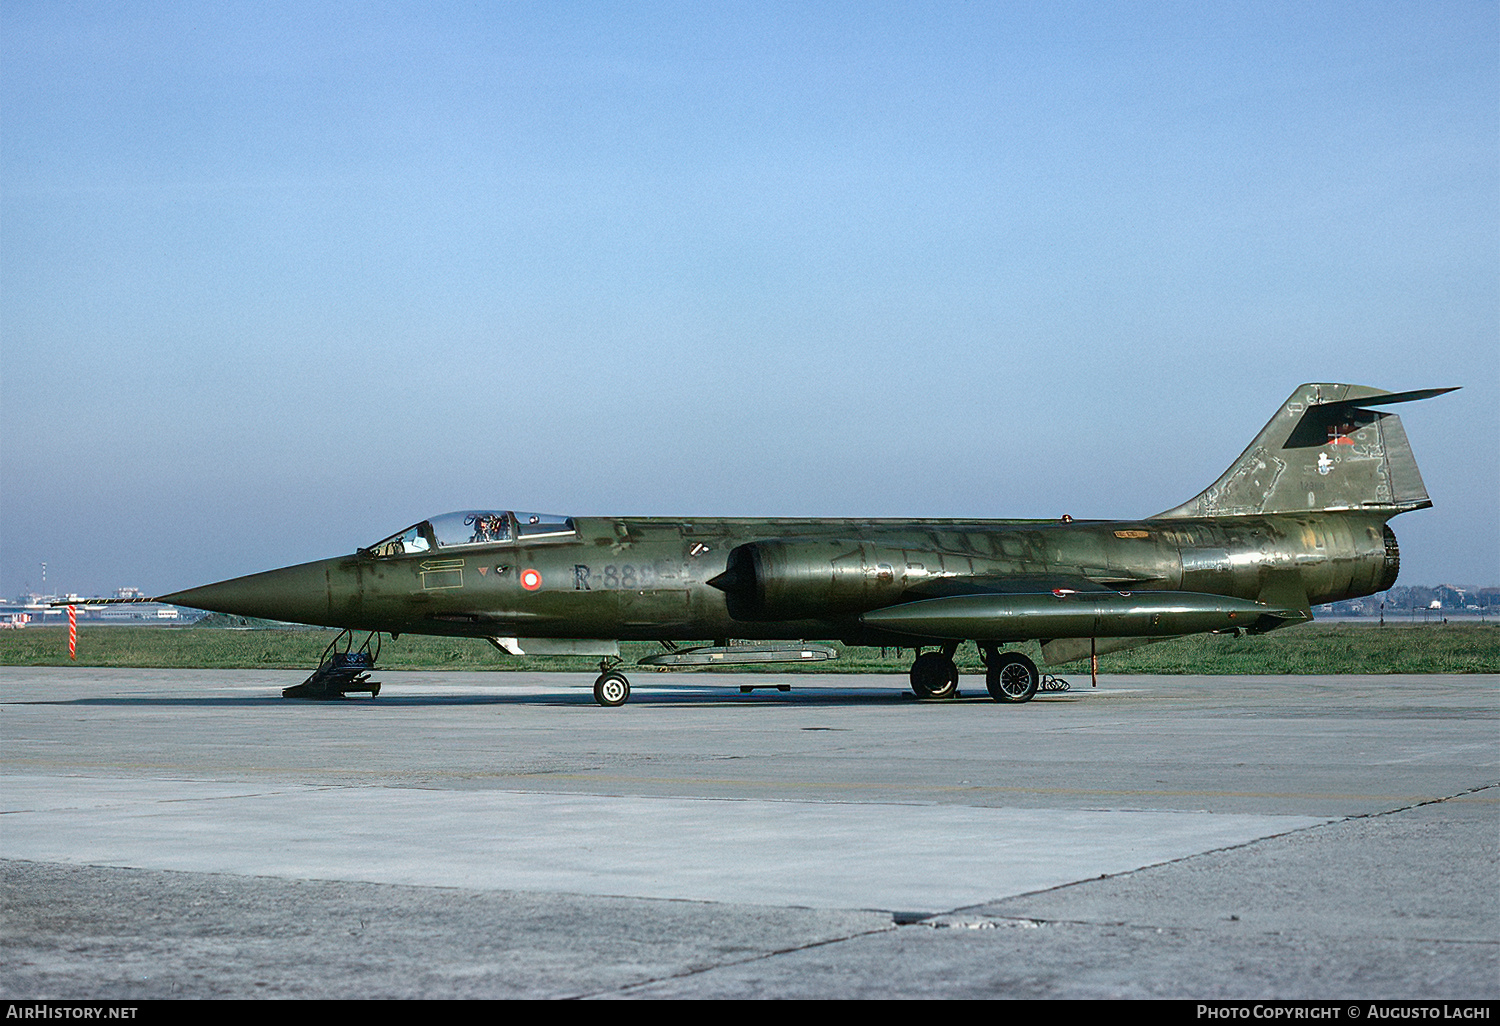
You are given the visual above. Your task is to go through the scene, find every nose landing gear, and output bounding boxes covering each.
[592,658,631,706]
[593,669,631,707]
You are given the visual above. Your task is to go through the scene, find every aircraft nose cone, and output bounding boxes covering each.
[159,560,336,626]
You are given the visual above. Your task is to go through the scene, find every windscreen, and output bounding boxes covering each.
[367,510,575,556]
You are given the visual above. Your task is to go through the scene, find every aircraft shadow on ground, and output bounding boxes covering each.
[8,689,1082,709]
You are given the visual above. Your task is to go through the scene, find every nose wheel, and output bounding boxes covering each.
[593,670,631,707]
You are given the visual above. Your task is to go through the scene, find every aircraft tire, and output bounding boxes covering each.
[987,653,1038,703]
[910,652,959,700]
[593,672,631,707]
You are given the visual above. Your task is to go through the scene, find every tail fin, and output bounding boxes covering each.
[1156,383,1456,519]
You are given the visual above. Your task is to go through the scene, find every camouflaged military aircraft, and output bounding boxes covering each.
[149,382,1451,705]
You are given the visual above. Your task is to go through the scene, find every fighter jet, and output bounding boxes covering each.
[153,382,1453,705]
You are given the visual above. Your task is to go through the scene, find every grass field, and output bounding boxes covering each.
[2,623,1495,675]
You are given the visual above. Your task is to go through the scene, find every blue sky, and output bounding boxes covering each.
[3,1,1496,596]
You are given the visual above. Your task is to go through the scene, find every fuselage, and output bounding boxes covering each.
[162,512,1399,646]
[144,383,1448,704]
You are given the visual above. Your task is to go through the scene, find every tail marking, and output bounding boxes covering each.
[1156,383,1456,519]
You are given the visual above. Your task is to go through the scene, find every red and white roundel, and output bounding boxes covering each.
[520,568,543,591]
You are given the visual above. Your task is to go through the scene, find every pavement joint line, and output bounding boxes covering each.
[586,918,903,1000]
[583,776,1500,997]
[929,783,1500,938]
[945,814,1351,909]
[583,874,1406,998]
[1342,780,1500,820]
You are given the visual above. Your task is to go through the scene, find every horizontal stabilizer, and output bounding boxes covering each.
[1309,386,1458,411]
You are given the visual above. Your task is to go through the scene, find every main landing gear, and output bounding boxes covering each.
[909,644,1040,704]
[909,644,960,699]
[981,646,1039,703]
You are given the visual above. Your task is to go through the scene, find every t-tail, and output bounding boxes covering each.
[1155,383,1457,520]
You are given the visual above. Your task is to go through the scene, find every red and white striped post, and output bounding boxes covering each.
[67,605,77,660]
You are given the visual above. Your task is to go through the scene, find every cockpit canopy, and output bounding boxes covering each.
[364,510,575,557]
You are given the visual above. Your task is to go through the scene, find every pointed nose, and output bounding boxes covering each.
[159,559,338,626]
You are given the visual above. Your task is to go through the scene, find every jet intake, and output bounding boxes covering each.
[710,540,912,621]
[860,590,1307,642]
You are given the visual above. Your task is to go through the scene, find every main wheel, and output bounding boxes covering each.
[593,671,631,707]
[986,652,1038,703]
[910,651,959,700]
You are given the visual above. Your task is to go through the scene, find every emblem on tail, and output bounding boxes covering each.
[1157,384,1457,519]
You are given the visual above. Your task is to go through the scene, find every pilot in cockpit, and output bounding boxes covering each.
[467,513,506,543]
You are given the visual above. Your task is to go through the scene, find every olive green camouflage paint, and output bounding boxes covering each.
[158,384,1451,667]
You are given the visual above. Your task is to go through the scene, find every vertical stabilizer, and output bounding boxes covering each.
[1156,383,1455,519]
